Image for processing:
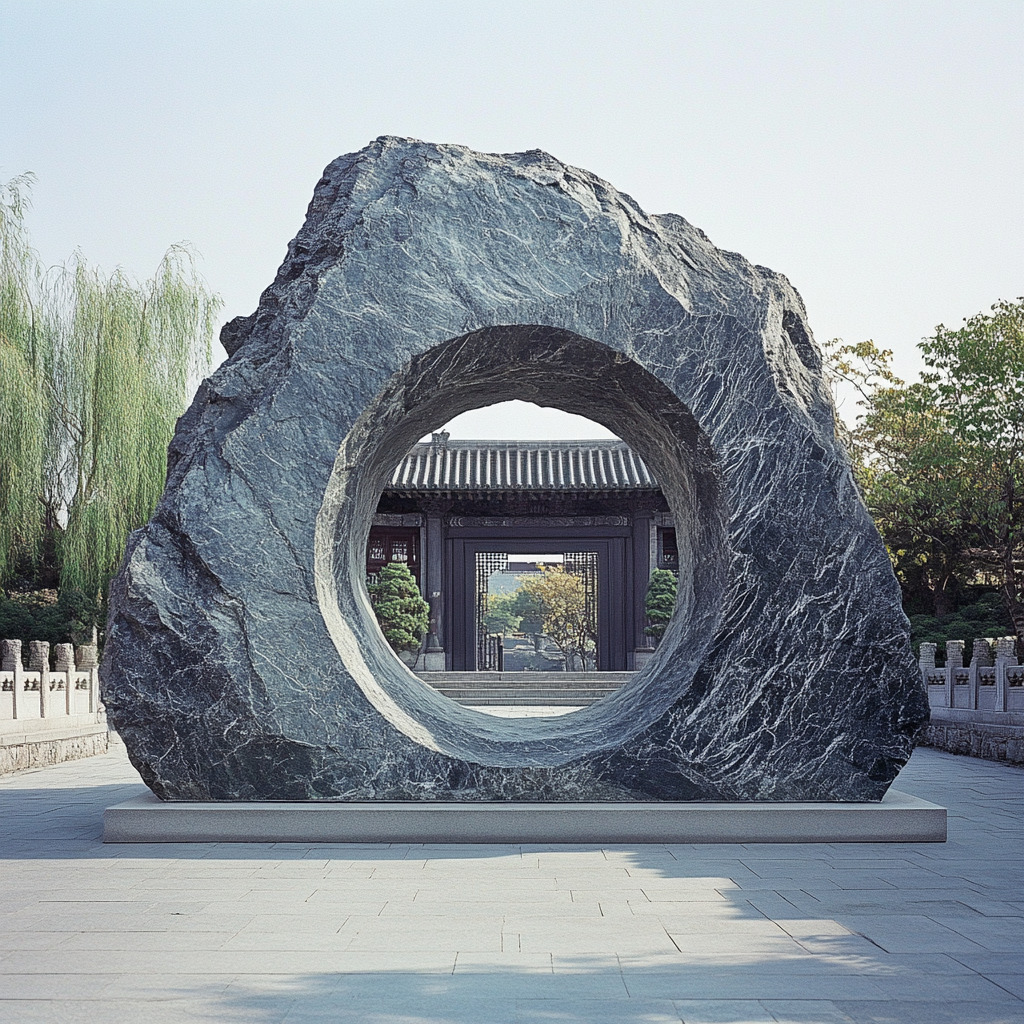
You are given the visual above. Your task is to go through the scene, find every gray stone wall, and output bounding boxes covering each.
[0,726,110,775]
[919,708,1024,765]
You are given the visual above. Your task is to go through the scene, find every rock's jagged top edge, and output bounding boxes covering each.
[219,136,782,358]
[331,135,707,237]
[330,134,603,183]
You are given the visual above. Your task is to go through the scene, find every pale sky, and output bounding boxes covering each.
[3,0,1021,439]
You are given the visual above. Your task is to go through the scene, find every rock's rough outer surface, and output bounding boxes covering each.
[102,137,929,802]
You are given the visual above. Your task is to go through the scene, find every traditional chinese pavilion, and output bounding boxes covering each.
[369,434,677,671]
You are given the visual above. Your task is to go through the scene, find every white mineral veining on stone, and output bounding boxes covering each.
[101,137,929,802]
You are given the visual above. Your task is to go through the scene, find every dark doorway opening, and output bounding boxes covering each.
[475,552,599,672]
[447,531,630,671]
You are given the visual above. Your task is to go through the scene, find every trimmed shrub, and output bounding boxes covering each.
[644,569,678,641]
[368,562,430,654]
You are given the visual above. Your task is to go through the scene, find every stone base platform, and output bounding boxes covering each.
[104,789,946,844]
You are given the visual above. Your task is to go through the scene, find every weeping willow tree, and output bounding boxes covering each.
[0,173,55,591]
[0,174,221,617]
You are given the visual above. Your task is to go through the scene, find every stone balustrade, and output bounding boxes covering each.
[1,639,101,721]
[918,637,1023,764]
[918,637,1024,713]
[1,639,108,774]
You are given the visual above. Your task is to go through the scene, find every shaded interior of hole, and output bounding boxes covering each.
[317,325,727,764]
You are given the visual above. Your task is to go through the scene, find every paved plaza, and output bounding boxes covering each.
[1,746,1021,1024]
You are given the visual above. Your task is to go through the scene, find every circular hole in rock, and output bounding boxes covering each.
[315,326,728,767]
[368,401,669,718]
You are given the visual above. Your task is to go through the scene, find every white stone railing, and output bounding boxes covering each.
[919,637,1024,713]
[0,639,102,726]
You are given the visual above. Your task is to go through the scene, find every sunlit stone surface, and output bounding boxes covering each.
[102,137,928,801]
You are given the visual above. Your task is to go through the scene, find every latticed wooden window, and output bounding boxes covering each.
[658,528,678,569]
[475,552,509,670]
[366,528,420,586]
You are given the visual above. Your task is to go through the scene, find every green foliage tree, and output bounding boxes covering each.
[484,586,551,637]
[368,562,430,654]
[821,337,905,476]
[484,591,522,636]
[509,587,547,634]
[823,299,1024,652]
[644,568,678,641]
[0,588,100,649]
[516,565,596,670]
[0,174,220,636]
[907,593,1013,661]
[919,299,1024,643]
[0,174,47,587]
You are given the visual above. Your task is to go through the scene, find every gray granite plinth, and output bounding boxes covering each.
[103,790,946,844]
[101,136,928,802]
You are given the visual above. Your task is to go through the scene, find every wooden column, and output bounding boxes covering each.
[422,502,448,670]
[630,507,654,668]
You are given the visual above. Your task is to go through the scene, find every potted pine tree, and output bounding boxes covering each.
[644,568,678,644]
[368,562,430,665]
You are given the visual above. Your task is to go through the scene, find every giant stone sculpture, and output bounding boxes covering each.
[102,137,929,802]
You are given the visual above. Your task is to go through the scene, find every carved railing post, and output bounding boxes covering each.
[55,643,75,715]
[994,637,1017,713]
[918,642,937,691]
[995,636,1018,665]
[937,638,954,712]
[945,640,964,708]
[2,639,23,720]
[970,638,994,667]
[946,640,965,668]
[28,641,50,718]
[76,644,99,714]
[969,639,993,711]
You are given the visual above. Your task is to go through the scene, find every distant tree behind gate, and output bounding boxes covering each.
[516,565,597,670]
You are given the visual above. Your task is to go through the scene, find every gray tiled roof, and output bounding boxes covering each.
[386,440,659,493]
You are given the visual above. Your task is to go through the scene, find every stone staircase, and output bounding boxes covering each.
[416,671,634,706]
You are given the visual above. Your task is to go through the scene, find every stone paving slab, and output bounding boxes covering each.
[0,747,1021,1023]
